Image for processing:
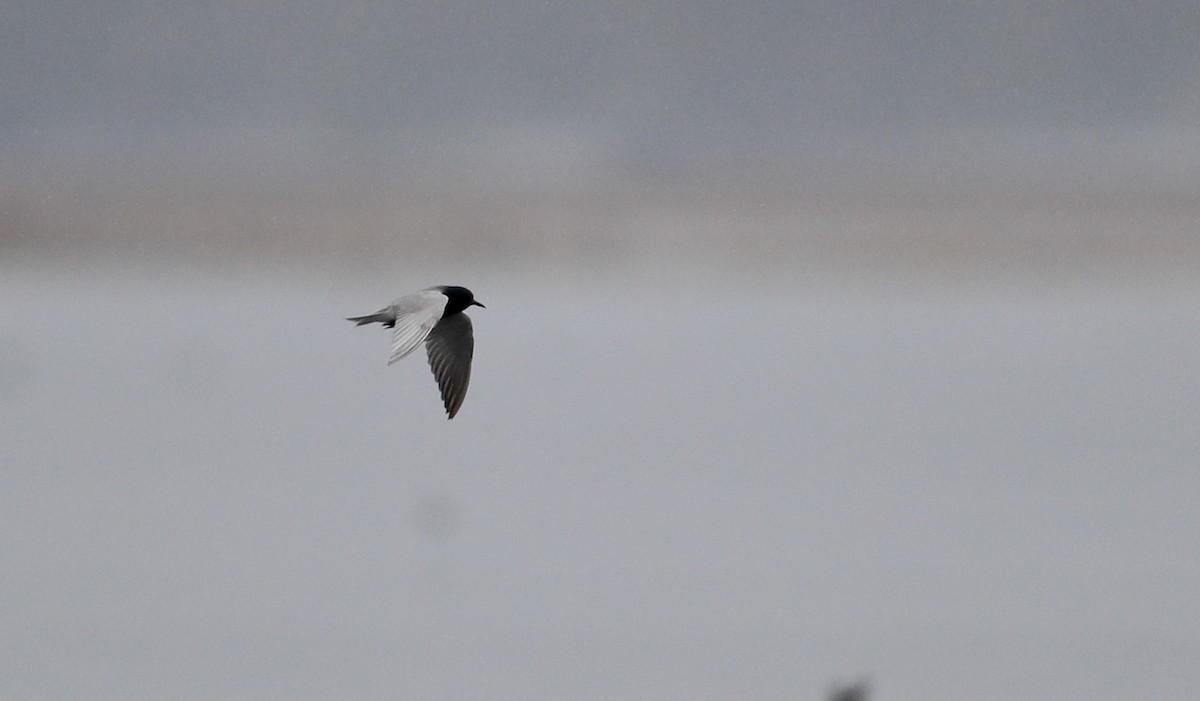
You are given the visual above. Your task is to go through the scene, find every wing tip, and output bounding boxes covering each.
[443,392,464,419]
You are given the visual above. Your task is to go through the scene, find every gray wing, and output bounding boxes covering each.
[424,313,474,419]
[388,289,449,365]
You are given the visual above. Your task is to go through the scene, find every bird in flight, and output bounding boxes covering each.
[348,286,485,419]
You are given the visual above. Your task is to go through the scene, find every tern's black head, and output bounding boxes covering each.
[438,285,485,316]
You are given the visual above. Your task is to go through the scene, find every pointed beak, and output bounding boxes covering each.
[472,300,486,308]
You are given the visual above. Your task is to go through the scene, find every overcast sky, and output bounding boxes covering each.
[4,1,1199,185]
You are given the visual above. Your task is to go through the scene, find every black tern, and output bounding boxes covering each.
[348,285,485,419]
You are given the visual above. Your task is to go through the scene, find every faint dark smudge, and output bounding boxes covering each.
[408,492,464,543]
[827,678,871,701]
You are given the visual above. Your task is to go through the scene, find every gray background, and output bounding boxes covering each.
[2,3,1198,700]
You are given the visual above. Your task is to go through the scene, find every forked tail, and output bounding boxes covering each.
[346,311,395,327]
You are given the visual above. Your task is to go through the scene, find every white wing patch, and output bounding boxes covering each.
[387,290,448,365]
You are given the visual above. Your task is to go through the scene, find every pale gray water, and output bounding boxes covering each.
[1,261,1197,700]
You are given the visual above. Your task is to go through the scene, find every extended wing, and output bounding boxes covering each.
[424,312,474,418]
[387,289,449,365]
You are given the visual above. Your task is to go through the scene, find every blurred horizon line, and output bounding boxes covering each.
[4,173,1197,276]
[5,123,1200,194]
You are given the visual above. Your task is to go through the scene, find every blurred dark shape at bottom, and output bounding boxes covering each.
[408,492,464,542]
[827,678,871,701]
